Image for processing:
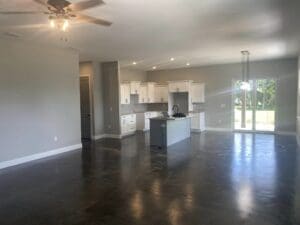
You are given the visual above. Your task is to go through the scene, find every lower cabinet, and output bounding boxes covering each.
[121,114,136,136]
[137,111,161,131]
[190,112,205,132]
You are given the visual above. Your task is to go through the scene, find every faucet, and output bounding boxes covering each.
[172,104,179,115]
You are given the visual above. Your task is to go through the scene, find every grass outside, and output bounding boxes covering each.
[234,109,275,131]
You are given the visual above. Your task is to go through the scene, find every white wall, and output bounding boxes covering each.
[0,38,81,163]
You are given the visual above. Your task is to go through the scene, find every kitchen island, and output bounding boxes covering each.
[150,117,191,148]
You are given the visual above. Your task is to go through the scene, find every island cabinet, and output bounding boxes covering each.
[168,80,192,93]
[120,83,130,104]
[154,85,168,103]
[191,83,205,103]
[130,81,141,95]
[150,117,191,147]
[136,111,161,131]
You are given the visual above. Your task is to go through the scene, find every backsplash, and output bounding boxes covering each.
[120,95,148,115]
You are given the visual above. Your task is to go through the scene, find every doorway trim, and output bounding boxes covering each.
[80,74,93,140]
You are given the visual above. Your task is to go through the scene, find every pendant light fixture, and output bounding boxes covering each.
[240,50,251,91]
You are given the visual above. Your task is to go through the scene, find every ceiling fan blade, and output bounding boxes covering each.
[32,0,49,7]
[0,11,45,15]
[68,0,104,11]
[76,14,112,26]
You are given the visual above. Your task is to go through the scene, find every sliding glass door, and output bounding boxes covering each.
[234,79,276,132]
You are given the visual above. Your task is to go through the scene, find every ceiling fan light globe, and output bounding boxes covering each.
[50,19,55,28]
[62,19,69,31]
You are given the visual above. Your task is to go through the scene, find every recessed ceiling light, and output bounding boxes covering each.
[170,58,175,61]
[152,66,157,70]
[132,61,137,65]
[186,62,190,66]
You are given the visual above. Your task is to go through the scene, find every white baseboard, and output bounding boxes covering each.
[0,143,82,170]
[275,131,296,136]
[92,134,107,140]
[104,134,122,139]
[205,127,233,132]
[191,129,203,133]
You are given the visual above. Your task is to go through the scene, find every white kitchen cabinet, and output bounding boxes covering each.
[130,81,141,95]
[137,111,161,131]
[138,84,148,103]
[121,114,136,136]
[155,85,168,103]
[168,81,192,93]
[191,83,205,103]
[190,112,205,132]
[120,83,130,104]
[147,82,156,103]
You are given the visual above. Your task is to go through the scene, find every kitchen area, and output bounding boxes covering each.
[120,75,205,146]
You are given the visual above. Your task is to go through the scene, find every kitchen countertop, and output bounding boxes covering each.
[121,111,162,116]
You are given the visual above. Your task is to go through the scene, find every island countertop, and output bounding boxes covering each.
[149,116,192,121]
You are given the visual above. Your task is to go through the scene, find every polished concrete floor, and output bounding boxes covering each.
[0,132,299,225]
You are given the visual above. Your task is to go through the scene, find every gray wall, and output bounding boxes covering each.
[102,62,121,135]
[297,57,300,141]
[147,58,298,132]
[120,68,147,82]
[79,61,105,137]
[0,38,81,163]
[120,68,148,115]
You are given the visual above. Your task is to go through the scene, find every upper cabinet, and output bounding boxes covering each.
[120,83,130,104]
[191,83,205,103]
[168,80,192,93]
[138,84,148,103]
[130,81,141,95]
[147,82,156,103]
[155,85,168,103]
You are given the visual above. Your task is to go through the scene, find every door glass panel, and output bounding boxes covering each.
[255,79,275,131]
[234,80,253,130]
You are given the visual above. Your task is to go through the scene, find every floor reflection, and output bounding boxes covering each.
[0,132,298,225]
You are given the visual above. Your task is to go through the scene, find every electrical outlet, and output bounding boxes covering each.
[54,136,58,142]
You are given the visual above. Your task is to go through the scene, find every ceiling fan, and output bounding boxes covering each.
[0,0,112,31]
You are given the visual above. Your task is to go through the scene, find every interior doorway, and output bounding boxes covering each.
[80,76,92,140]
[233,79,276,132]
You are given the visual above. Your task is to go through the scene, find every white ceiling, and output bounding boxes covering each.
[0,0,300,70]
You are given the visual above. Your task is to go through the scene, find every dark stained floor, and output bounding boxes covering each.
[0,132,300,225]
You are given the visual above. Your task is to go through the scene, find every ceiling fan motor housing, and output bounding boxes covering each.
[47,0,71,10]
